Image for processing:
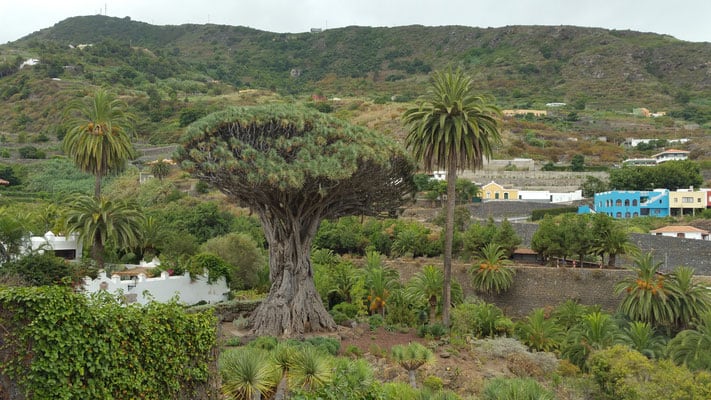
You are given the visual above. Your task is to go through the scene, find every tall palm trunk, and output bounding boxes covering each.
[442,166,456,326]
[94,174,102,199]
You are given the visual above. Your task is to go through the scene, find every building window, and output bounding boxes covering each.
[625,212,631,218]
[615,199,622,206]
[504,192,509,200]
[674,198,678,203]
[632,199,638,206]
[624,200,630,206]
[683,197,694,203]
[616,212,622,218]
[633,212,639,217]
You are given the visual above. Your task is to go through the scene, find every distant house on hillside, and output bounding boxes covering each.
[481,181,518,200]
[593,190,670,218]
[652,149,689,163]
[650,226,710,241]
[502,109,547,117]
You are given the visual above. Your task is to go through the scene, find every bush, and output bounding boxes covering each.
[451,301,512,338]
[17,145,46,159]
[531,206,578,221]
[482,377,555,400]
[0,253,75,286]
[200,232,265,290]
[303,336,341,356]
[187,252,232,284]
[0,286,218,399]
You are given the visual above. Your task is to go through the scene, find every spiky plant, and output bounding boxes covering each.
[290,346,333,391]
[391,342,434,388]
[515,308,565,352]
[219,347,277,400]
[617,321,667,359]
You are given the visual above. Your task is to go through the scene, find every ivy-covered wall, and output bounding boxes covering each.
[0,286,219,400]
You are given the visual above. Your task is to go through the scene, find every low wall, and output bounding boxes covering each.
[83,271,230,305]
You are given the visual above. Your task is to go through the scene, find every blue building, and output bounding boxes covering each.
[590,190,670,218]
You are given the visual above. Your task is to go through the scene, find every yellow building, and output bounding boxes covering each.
[669,190,706,216]
[481,181,518,201]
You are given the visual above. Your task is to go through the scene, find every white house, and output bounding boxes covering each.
[27,231,82,261]
[649,225,710,240]
[517,189,584,203]
[19,58,39,69]
[652,149,690,163]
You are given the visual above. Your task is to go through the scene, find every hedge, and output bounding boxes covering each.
[0,286,219,399]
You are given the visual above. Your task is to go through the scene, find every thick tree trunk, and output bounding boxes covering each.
[442,167,456,326]
[251,212,336,336]
[608,253,616,268]
[408,370,417,388]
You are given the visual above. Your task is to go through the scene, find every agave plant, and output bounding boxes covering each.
[470,243,515,295]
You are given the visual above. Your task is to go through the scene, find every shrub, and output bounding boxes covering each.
[187,252,232,284]
[200,232,265,290]
[0,287,218,399]
[368,313,385,330]
[422,375,444,391]
[303,336,341,356]
[451,301,512,338]
[481,377,555,400]
[0,253,75,286]
[17,145,46,159]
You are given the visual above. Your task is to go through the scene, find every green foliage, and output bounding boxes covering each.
[609,160,703,191]
[0,253,75,286]
[17,145,46,159]
[580,175,609,198]
[614,252,675,329]
[450,301,513,339]
[530,206,578,221]
[152,199,235,244]
[200,232,266,290]
[470,243,515,295]
[219,347,277,399]
[571,154,585,171]
[315,216,368,255]
[668,312,711,371]
[187,252,232,284]
[481,377,555,400]
[515,308,565,352]
[617,321,667,359]
[588,345,711,400]
[406,264,463,324]
[0,286,217,399]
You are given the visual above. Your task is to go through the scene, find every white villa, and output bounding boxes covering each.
[27,231,82,261]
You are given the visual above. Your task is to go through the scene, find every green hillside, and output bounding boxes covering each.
[1,15,710,166]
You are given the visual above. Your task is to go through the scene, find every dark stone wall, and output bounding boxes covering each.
[478,266,633,317]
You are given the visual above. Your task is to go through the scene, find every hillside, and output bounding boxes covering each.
[0,15,710,168]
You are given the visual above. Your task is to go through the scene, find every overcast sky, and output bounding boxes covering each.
[2,0,711,45]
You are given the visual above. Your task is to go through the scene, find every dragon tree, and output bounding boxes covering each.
[177,105,415,336]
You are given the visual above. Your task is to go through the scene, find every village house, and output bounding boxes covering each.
[650,226,710,241]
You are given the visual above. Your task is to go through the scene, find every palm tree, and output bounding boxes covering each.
[470,243,515,295]
[591,214,638,267]
[63,88,135,199]
[617,321,667,359]
[406,264,463,324]
[667,311,711,371]
[391,342,434,388]
[562,311,619,369]
[614,252,675,330]
[403,68,502,326]
[363,251,400,316]
[515,308,564,352]
[64,195,144,269]
[667,265,711,332]
[150,159,171,181]
[0,212,28,263]
[219,347,277,400]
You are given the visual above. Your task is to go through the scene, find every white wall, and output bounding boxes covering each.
[83,271,229,305]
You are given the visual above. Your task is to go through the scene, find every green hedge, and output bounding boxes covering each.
[0,286,219,399]
[531,206,578,221]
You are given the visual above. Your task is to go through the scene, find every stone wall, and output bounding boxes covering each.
[478,266,632,317]
[460,170,608,192]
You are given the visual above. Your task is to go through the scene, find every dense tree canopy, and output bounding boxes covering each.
[609,160,703,191]
[177,104,415,335]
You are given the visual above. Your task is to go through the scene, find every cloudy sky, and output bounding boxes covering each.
[2,0,711,44]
